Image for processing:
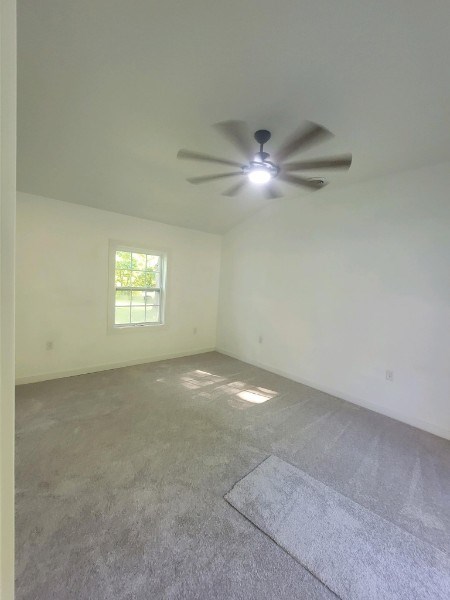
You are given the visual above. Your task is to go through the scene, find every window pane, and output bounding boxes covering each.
[145,290,160,305]
[115,251,131,269]
[115,269,131,287]
[145,271,160,287]
[131,290,146,305]
[113,249,164,327]
[146,255,160,271]
[130,306,146,323]
[115,290,131,306]
[145,305,160,323]
[132,252,146,271]
[115,306,130,324]
[130,270,147,287]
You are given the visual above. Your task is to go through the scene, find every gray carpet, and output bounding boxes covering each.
[16,352,450,599]
[225,455,450,600]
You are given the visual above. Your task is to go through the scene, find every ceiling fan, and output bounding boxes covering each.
[177,120,352,199]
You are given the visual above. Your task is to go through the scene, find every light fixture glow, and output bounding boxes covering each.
[248,168,272,184]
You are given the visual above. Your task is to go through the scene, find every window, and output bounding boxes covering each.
[112,247,165,327]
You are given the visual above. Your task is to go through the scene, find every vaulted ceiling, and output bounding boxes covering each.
[18,1,450,233]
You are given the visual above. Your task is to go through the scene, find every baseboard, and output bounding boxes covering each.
[15,347,216,385]
[216,348,450,441]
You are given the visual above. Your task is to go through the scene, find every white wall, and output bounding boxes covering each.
[1,0,16,596]
[217,162,450,439]
[16,193,221,383]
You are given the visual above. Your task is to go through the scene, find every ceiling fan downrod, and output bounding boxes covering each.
[254,129,271,161]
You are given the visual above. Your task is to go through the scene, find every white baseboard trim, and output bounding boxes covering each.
[15,348,216,385]
[216,348,450,441]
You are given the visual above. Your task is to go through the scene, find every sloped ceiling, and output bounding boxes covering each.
[18,1,450,233]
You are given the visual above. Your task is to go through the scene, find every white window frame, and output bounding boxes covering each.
[108,242,167,331]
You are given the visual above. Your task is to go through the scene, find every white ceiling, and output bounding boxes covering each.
[18,1,450,234]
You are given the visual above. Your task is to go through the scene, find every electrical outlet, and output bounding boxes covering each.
[258,335,263,344]
[386,370,394,382]
[193,327,197,335]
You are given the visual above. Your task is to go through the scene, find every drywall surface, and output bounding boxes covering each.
[16,193,221,382]
[217,162,450,439]
[1,0,16,596]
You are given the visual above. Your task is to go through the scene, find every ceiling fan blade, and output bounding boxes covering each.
[274,121,333,162]
[264,182,283,200]
[283,153,352,172]
[278,173,327,190]
[187,172,243,184]
[222,178,248,197]
[213,120,254,161]
[178,149,244,169]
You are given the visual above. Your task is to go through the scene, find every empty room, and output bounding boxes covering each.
[1,1,450,599]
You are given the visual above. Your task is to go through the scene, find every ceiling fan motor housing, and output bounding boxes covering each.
[243,160,280,179]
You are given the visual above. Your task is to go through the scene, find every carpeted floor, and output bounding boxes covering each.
[15,352,450,600]
[226,456,450,600]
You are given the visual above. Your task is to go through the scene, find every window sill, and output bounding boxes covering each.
[108,322,167,334]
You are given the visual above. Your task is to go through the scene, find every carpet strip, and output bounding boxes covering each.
[225,455,450,600]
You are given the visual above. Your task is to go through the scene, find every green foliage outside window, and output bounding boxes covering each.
[115,251,160,288]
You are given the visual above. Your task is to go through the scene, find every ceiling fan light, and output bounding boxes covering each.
[248,168,272,184]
